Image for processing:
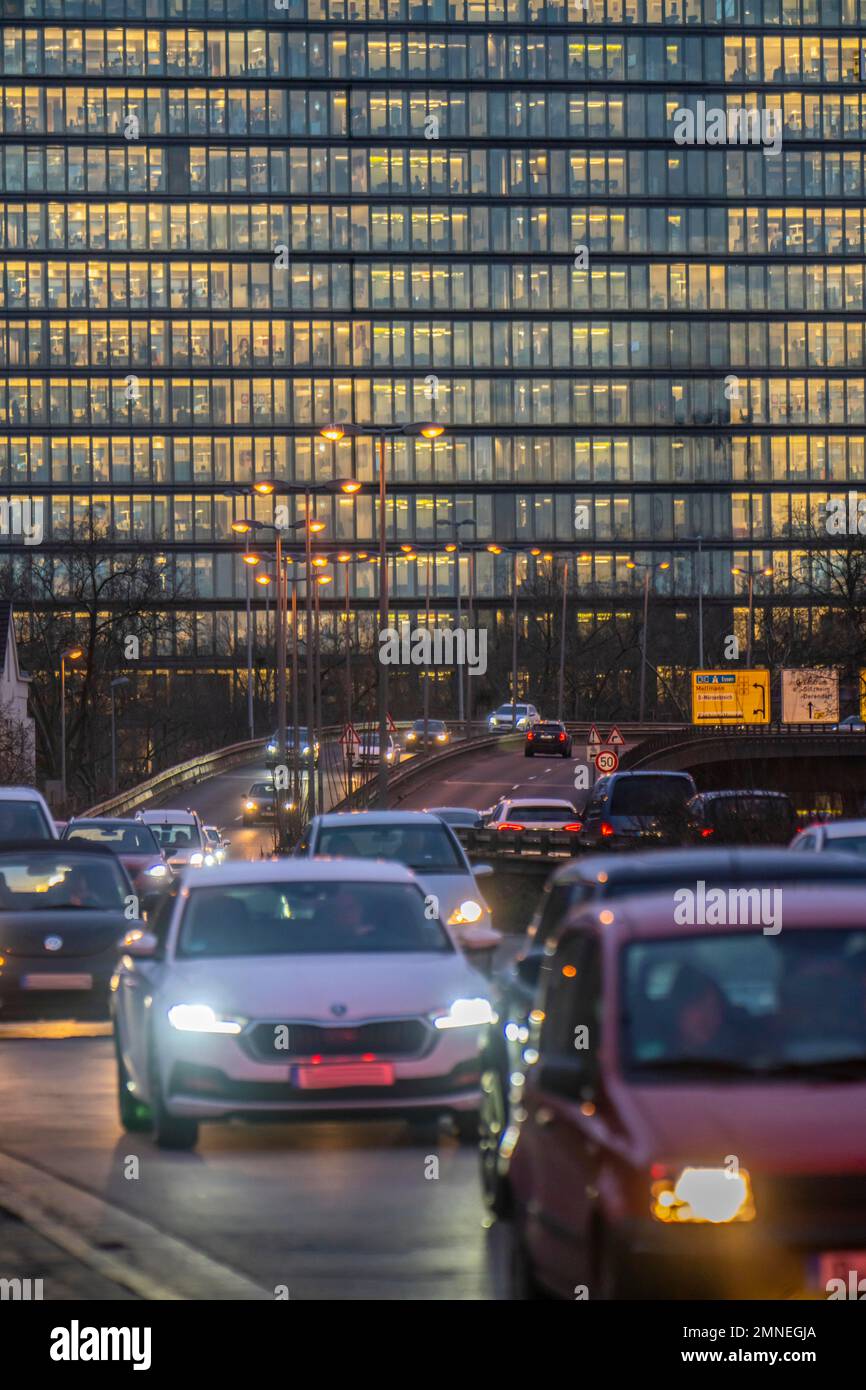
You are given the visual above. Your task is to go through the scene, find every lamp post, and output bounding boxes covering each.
[110,675,131,795]
[486,544,524,732]
[731,563,773,667]
[320,422,445,807]
[437,517,476,740]
[696,535,705,669]
[626,558,671,722]
[226,481,276,739]
[60,645,83,807]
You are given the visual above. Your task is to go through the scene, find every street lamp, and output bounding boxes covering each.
[60,646,83,806]
[436,518,476,738]
[110,675,131,795]
[320,422,444,804]
[487,543,530,734]
[225,481,278,739]
[626,559,671,721]
[731,564,773,666]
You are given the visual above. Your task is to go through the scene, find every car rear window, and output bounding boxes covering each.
[510,805,577,824]
[608,777,694,816]
[147,823,202,851]
[315,822,462,872]
[177,880,452,957]
[65,823,160,854]
[707,797,794,838]
[0,852,126,911]
[0,800,52,842]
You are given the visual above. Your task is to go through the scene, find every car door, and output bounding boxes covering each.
[521,929,603,1296]
[115,886,176,1091]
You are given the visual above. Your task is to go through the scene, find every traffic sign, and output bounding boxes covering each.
[340,723,361,749]
[586,724,602,746]
[859,670,866,722]
[595,749,619,774]
[387,712,397,734]
[781,669,839,724]
[606,725,625,745]
[691,670,771,725]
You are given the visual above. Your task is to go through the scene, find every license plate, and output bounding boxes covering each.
[294,1062,395,1090]
[21,973,93,991]
[813,1250,866,1295]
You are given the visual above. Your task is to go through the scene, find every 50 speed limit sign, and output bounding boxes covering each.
[595,749,619,774]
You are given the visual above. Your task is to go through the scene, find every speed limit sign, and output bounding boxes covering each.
[595,749,619,774]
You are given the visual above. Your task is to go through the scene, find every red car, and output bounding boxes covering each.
[61,817,172,897]
[499,885,866,1299]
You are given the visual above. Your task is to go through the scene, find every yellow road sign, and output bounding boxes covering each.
[691,670,771,725]
[860,671,866,722]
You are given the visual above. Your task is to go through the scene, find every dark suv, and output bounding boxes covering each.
[686,789,796,846]
[578,770,696,850]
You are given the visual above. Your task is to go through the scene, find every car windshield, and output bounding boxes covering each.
[622,930,866,1078]
[250,784,274,797]
[609,777,693,816]
[316,822,463,872]
[0,800,52,841]
[413,720,445,731]
[827,835,866,857]
[507,805,576,823]
[177,880,452,957]
[65,823,160,854]
[0,852,127,911]
[273,729,310,743]
[497,705,527,715]
[536,723,563,732]
[147,823,202,851]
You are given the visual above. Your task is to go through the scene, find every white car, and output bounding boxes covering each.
[487,702,540,733]
[790,819,866,858]
[351,733,401,769]
[485,798,582,833]
[111,860,496,1149]
[297,810,500,949]
[136,808,206,870]
[0,786,58,842]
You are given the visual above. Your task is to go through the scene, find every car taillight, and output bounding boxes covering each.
[527,731,534,739]
[563,822,583,832]
[497,821,525,832]
[700,827,715,838]
[600,821,615,837]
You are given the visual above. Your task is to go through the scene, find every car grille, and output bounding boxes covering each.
[246,1018,429,1061]
[170,1059,479,1103]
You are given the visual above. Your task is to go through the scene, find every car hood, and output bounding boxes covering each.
[161,951,489,1019]
[619,1079,866,1171]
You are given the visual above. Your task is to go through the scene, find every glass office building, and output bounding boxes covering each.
[0,0,864,705]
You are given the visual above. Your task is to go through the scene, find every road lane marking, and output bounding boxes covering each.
[0,1149,271,1301]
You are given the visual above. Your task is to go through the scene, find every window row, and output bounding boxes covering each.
[4,431,864,487]
[1,374,865,427]
[10,316,866,373]
[9,0,866,30]
[7,28,864,85]
[6,87,866,144]
[2,260,861,315]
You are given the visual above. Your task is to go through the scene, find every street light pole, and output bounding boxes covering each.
[60,646,82,808]
[244,495,254,739]
[639,568,651,723]
[376,433,389,808]
[304,491,316,819]
[557,554,568,722]
[696,535,704,668]
[110,675,130,795]
[512,550,519,731]
[423,551,432,747]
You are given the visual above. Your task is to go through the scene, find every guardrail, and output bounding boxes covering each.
[82,737,270,819]
[331,730,522,811]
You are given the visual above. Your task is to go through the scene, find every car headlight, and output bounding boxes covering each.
[651,1167,755,1225]
[436,732,447,742]
[167,1004,245,1035]
[386,749,394,760]
[432,997,496,1030]
[406,732,417,741]
[188,852,204,866]
[447,899,484,926]
[266,742,277,754]
[245,800,257,811]
[489,717,498,726]
[145,863,168,878]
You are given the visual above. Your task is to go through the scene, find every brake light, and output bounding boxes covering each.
[600,821,615,837]
[563,822,583,832]
[700,827,715,838]
[497,821,526,832]
[558,732,566,741]
[527,731,534,740]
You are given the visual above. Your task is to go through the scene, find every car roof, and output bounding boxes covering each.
[549,846,866,887]
[695,789,791,801]
[424,805,477,814]
[501,797,576,809]
[604,770,693,781]
[0,838,117,855]
[314,810,443,826]
[138,809,198,822]
[562,884,866,943]
[820,820,866,835]
[0,787,49,802]
[182,858,418,888]
[66,816,147,827]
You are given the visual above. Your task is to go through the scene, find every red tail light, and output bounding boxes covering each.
[558,732,566,741]
[497,821,525,832]
[527,731,534,740]
[600,821,615,837]
[700,827,715,838]
[563,822,583,832]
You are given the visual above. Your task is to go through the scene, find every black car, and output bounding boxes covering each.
[478,846,866,1209]
[424,806,483,829]
[242,781,289,826]
[0,840,139,1019]
[403,719,451,750]
[265,728,319,768]
[525,721,573,758]
[578,770,697,850]
[686,789,797,846]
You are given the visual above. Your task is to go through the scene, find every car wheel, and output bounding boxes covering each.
[508,1221,551,1300]
[148,1033,199,1151]
[115,1035,152,1133]
[479,1067,513,1216]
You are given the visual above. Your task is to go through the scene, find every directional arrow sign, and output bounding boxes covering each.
[606,725,625,746]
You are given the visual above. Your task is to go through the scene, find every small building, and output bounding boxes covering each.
[0,601,35,779]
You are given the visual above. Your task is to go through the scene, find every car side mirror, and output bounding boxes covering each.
[118,928,159,959]
[473,863,494,878]
[538,1058,593,1102]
